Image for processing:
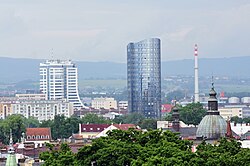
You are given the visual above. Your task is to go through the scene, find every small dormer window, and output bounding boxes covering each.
[32,135,35,139]
[41,135,44,139]
[36,135,40,139]
[46,135,50,139]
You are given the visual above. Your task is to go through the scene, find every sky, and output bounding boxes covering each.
[0,0,249,62]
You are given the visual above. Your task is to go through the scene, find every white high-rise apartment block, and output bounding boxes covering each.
[40,60,84,109]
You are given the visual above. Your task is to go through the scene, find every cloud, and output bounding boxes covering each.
[0,0,249,62]
[167,28,194,41]
[32,29,105,38]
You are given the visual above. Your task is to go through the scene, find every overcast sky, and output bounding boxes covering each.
[0,0,249,62]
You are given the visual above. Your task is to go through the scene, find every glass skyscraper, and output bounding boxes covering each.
[127,38,161,118]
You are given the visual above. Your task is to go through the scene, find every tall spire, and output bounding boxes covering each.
[172,106,180,132]
[207,80,219,115]
[194,44,199,103]
[5,129,17,166]
[8,129,14,154]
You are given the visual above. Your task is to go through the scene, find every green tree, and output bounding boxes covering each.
[64,115,82,135]
[179,103,206,126]
[231,116,243,124]
[165,90,185,103]
[39,129,250,165]
[40,115,83,140]
[243,117,250,123]
[76,129,193,166]
[81,113,110,124]
[40,143,75,166]
[139,119,157,130]
[113,112,145,125]
[0,120,8,144]
[1,114,25,143]
[40,119,53,128]
[24,117,40,128]
[195,138,244,165]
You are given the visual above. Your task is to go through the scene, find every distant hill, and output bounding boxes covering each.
[0,56,249,82]
[162,56,250,77]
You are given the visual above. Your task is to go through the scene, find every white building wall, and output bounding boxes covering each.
[91,98,117,109]
[12,100,73,121]
[118,101,128,110]
[15,94,46,100]
[39,60,84,109]
[218,107,243,119]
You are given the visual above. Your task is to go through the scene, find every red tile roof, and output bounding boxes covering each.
[162,104,173,113]
[72,134,83,140]
[80,124,110,132]
[113,124,136,130]
[26,128,51,141]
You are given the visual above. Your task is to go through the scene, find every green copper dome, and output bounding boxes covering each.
[196,82,227,140]
[196,115,227,139]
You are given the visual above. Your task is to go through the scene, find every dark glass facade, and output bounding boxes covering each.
[127,38,161,118]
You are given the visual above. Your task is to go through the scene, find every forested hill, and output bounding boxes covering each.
[0,56,249,82]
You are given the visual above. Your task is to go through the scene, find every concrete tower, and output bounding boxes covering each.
[194,44,199,103]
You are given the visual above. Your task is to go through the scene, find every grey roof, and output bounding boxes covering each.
[196,115,227,140]
[164,127,197,139]
[179,127,197,138]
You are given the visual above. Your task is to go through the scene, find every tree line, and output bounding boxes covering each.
[40,128,250,166]
[0,103,206,145]
[0,113,158,144]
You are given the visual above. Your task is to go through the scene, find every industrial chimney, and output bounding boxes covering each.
[194,44,199,103]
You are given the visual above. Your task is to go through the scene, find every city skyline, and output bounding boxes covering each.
[0,0,249,62]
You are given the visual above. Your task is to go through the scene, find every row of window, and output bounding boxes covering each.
[27,135,50,139]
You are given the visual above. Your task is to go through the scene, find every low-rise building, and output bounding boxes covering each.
[78,123,137,139]
[25,128,52,147]
[103,112,121,119]
[218,107,243,119]
[91,97,117,109]
[79,124,110,139]
[12,99,73,121]
[0,103,13,119]
[74,108,128,118]
[96,124,137,138]
[118,101,128,110]
[242,107,250,118]
[15,93,46,100]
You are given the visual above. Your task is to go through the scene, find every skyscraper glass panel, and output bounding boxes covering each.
[127,38,161,118]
